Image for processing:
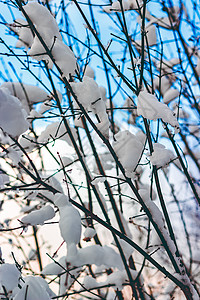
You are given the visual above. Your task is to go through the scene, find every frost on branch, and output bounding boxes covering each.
[0,87,29,137]
[137,90,180,132]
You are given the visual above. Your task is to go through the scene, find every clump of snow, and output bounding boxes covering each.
[104,1,128,13]
[38,121,77,145]
[145,23,157,46]
[1,82,50,113]
[105,270,139,290]
[113,130,145,173]
[33,176,63,203]
[83,227,96,240]
[0,87,29,137]
[71,76,109,137]
[41,256,66,275]
[138,183,157,201]
[0,263,21,293]
[0,172,9,188]
[137,90,180,132]
[10,18,34,49]
[19,133,37,152]
[20,205,55,226]
[23,2,77,77]
[20,204,38,213]
[149,143,175,167]
[172,103,190,119]
[104,0,141,13]
[82,276,99,290]
[55,194,82,259]
[50,38,77,79]
[38,100,52,115]
[112,239,134,259]
[145,198,177,255]
[68,244,123,270]
[5,145,23,165]
[0,174,4,189]
[163,88,179,104]
[13,276,54,300]
[84,65,95,78]
[145,200,165,228]
[154,76,172,96]
[128,0,141,9]
[92,176,107,185]
[134,23,157,48]
[23,2,61,46]
[71,76,100,110]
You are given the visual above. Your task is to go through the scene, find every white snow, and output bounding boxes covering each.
[154,76,171,96]
[38,121,77,145]
[0,263,21,293]
[104,1,131,13]
[0,174,3,189]
[71,76,101,110]
[1,82,50,112]
[41,256,66,275]
[163,88,179,104]
[23,2,77,77]
[12,18,34,49]
[20,205,55,226]
[82,276,99,289]
[113,130,145,173]
[0,173,9,188]
[135,23,157,48]
[71,76,109,137]
[68,244,123,270]
[51,38,76,79]
[23,2,62,42]
[0,87,29,137]
[55,194,82,256]
[172,103,190,119]
[13,276,53,300]
[149,143,175,167]
[19,133,37,152]
[105,269,138,290]
[137,90,180,132]
[83,227,96,239]
[84,65,95,78]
